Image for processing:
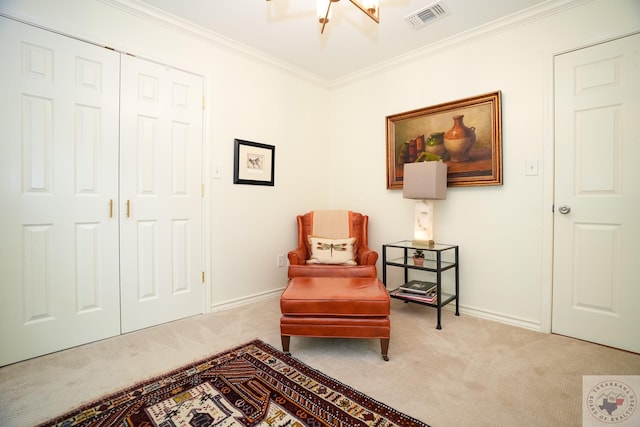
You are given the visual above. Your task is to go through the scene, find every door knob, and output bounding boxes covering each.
[558,205,571,214]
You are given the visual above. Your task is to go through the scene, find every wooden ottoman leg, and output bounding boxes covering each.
[380,338,389,361]
[281,335,291,356]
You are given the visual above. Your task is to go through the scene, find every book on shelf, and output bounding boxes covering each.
[399,281,436,295]
[392,288,438,303]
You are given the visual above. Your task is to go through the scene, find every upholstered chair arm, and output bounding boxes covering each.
[358,246,379,265]
[288,247,307,266]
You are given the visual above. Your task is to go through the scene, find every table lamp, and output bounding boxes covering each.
[402,160,448,247]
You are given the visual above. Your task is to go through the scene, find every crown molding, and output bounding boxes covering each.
[329,0,589,89]
[3,0,590,91]
[98,0,330,87]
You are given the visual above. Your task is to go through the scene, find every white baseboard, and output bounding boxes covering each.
[456,305,542,332]
[209,288,284,312]
[210,289,543,333]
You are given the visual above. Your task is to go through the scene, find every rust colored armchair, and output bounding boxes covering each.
[287,210,378,279]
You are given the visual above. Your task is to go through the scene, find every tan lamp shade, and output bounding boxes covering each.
[403,161,448,200]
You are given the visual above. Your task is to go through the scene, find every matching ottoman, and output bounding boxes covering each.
[280,277,391,361]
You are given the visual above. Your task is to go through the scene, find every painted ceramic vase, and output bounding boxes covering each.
[444,115,476,162]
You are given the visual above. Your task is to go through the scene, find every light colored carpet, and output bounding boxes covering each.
[1,296,639,427]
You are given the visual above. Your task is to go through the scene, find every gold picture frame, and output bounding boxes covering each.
[386,91,502,189]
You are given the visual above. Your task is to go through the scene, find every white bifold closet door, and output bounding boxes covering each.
[0,17,204,366]
[119,54,204,334]
[0,16,121,366]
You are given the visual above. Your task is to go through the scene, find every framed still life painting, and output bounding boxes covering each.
[386,91,502,189]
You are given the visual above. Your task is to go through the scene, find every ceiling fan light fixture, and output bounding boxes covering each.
[269,0,379,34]
[361,0,378,15]
[349,0,379,23]
[317,0,332,23]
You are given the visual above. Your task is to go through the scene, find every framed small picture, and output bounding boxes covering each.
[386,91,502,188]
[233,139,275,186]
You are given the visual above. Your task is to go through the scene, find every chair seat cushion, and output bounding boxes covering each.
[280,277,390,317]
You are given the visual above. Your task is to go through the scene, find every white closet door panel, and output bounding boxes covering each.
[0,17,121,366]
[119,55,204,333]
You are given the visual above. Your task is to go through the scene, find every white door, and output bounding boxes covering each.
[552,33,640,353]
[119,55,204,333]
[0,17,121,366]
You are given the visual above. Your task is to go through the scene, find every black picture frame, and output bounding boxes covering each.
[233,139,275,186]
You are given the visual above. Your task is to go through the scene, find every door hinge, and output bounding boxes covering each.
[202,97,205,110]
[202,271,205,283]
[201,184,205,197]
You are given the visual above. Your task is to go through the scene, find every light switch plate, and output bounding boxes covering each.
[213,165,222,179]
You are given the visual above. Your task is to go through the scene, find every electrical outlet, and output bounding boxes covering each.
[277,254,285,268]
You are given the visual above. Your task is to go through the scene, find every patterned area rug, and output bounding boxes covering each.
[39,339,428,427]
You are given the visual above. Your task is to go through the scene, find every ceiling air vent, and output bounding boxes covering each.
[404,1,450,30]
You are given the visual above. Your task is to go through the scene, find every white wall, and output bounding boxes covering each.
[328,0,640,330]
[2,0,639,331]
[0,0,331,311]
